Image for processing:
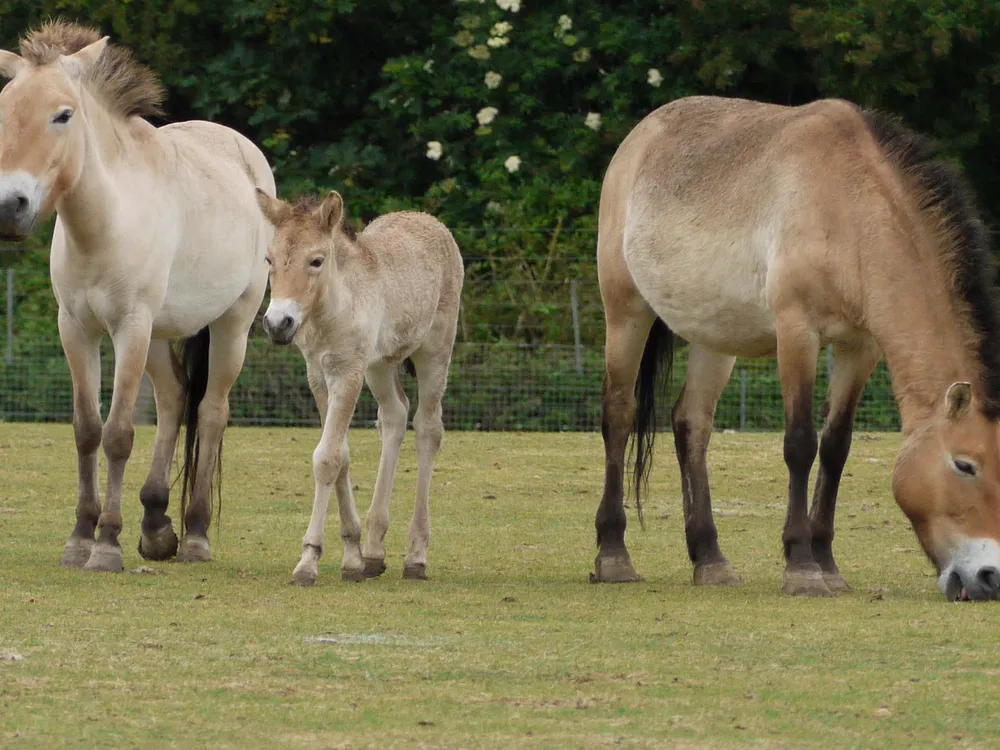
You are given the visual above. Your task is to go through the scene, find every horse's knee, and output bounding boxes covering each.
[377,400,408,444]
[74,413,102,455]
[313,443,343,487]
[102,419,135,463]
[414,408,443,453]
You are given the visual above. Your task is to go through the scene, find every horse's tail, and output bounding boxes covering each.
[179,327,220,534]
[627,317,675,529]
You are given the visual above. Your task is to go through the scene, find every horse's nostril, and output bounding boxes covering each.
[977,567,1000,594]
[14,194,28,214]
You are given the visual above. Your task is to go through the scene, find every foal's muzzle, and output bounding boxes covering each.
[262,299,302,345]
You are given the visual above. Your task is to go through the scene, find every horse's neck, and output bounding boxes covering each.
[865,244,977,431]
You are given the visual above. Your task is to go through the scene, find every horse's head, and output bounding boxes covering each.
[255,190,348,345]
[893,381,1000,601]
[0,36,107,241]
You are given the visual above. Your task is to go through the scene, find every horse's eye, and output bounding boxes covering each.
[53,109,73,125]
[952,458,978,477]
[309,257,324,268]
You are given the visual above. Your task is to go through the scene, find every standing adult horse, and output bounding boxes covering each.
[594,95,1000,601]
[0,22,274,571]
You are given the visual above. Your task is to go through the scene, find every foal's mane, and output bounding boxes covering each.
[289,195,359,241]
[18,20,164,119]
[861,109,1000,420]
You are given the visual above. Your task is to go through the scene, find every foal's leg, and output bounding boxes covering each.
[359,363,410,579]
[672,345,741,586]
[137,339,185,561]
[774,312,827,596]
[593,303,656,583]
[405,352,451,580]
[86,312,155,572]
[176,321,247,562]
[809,340,880,592]
[293,370,365,584]
[58,310,104,568]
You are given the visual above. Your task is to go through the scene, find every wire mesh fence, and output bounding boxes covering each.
[0,265,903,432]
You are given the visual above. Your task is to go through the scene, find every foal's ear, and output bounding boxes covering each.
[59,36,109,79]
[316,191,344,233]
[255,188,290,226]
[945,381,973,421]
[0,50,25,79]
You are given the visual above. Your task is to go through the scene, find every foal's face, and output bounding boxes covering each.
[893,382,1000,601]
[0,38,106,241]
[256,190,344,345]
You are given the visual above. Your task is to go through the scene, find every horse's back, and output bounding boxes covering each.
[602,96,884,356]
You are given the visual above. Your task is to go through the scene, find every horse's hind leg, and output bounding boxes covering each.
[593,301,656,583]
[405,349,451,580]
[137,339,184,560]
[672,345,741,586]
[58,310,103,568]
[359,363,410,579]
[809,340,879,593]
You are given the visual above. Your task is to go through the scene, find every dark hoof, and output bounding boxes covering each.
[137,523,178,561]
[60,537,94,568]
[83,542,124,572]
[783,564,833,597]
[591,552,642,583]
[403,563,428,581]
[292,566,318,586]
[177,535,211,563]
[363,557,387,579]
[341,567,365,582]
[693,561,742,586]
[823,571,851,593]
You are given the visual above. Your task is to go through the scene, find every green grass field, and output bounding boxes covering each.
[1,424,997,749]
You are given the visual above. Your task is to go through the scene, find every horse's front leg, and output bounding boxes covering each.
[293,368,364,585]
[86,312,153,572]
[58,310,104,568]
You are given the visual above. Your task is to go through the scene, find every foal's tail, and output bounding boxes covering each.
[627,317,675,529]
[179,327,220,533]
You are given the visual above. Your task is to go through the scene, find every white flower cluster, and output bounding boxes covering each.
[426,141,442,161]
[484,71,502,89]
[496,0,520,11]
[585,112,602,131]
[477,106,499,126]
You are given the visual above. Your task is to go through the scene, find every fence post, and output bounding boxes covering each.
[570,279,583,377]
[5,268,12,364]
[739,369,747,432]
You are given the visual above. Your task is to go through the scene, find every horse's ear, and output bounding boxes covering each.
[946,381,973,421]
[59,36,109,79]
[256,188,289,226]
[316,191,344,233]
[0,50,25,79]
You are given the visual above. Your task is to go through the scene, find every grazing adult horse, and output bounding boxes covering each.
[0,22,274,571]
[594,95,1000,601]
[255,190,463,585]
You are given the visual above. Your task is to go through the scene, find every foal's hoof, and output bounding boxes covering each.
[137,524,179,561]
[341,567,366,583]
[403,563,428,581]
[363,557,387,579]
[177,535,211,563]
[590,552,643,583]
[694,561,743,587]
[292,562,318,586]
[83,542,124,572]
[822,571,851,593]
[783,565,833,597]
[60,537,94,569]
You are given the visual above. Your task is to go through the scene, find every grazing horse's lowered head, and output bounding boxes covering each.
[0,24,162,241]
[256,190,351,345]
[893,382,1000,601]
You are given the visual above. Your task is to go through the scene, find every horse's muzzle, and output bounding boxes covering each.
[0,190,34,242]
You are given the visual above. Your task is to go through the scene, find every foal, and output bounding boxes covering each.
[256,191,463,584]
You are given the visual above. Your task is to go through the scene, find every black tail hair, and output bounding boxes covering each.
[179,326,221,533]
[626,318,675,528]
[402,357,416,378]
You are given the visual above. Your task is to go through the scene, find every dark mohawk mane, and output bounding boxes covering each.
[861,109,1000,419]
[290,195,358,241]
[19,19,164,118]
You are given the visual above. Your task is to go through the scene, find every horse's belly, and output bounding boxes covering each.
[627,245,777,358]
[152,264,259,339]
